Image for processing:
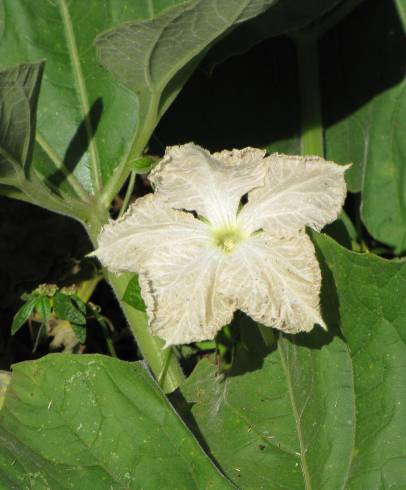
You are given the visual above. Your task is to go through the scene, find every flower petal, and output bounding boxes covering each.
[219,231,325,333]
[238,153,349,234]
[140,246,235,346]
[94,194,210,273]
[149,143,267,227]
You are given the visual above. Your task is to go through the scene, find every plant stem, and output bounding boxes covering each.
[100,101,158,208]
[119,170,136,218]
[77,275,102,303]
[294,32,324,157]
[106,272,184,393]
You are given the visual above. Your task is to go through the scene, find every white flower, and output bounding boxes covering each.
[95,143,348,346]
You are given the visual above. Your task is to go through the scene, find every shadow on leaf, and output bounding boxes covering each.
[48,98,103,191]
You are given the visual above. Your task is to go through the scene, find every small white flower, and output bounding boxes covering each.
[95,143,348,346]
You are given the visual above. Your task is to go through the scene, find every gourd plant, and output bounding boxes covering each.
[0,0,405,488]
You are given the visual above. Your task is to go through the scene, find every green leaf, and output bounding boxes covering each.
[122,275,146,311]
[96,0,278,116]
[35,296,52,325]
[71,323,87,344]
[131,155,158,174]
[323,0,406,251]
[53,292,86,326]
[316,234,406,488]
[0,0,184,204]
[0,372,11,411]
[0,0,276,217]
[0,61,44,182]
[71,294,87,315]
[11,297,40,335]
[95,0,278,202]
[0,354,233,488]
[0,60,87,220]
[180,234,406,489]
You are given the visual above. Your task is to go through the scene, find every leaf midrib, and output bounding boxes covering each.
[340,341,356,490]
[58,0,102,193]
[278,336,312,490]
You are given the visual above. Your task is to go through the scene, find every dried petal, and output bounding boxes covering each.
[95,194,210,273]
[219,231,325,333]
[140,246,234,346]
[238,153,349,235]
[150,143,267,227]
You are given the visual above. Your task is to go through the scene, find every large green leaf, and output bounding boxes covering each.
[0,60,90,220]
[180,234,406,489]
[0,0,182,203]
[0,0,277,213]
[95,0,278,202]
[96,0,278,118]
[0,354,233,489]
[323,0,406,251]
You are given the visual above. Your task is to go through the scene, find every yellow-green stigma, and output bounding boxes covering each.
[212,226,246,254]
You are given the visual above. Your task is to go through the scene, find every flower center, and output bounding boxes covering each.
[212,226,246,254]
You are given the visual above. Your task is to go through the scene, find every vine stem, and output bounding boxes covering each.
[294,32,324,157]
[119,170,136,218]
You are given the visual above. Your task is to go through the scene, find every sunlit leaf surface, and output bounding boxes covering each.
[0,354,232,489]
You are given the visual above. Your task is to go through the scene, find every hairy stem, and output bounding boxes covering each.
[119,170,136,218]
[294,32,324,157]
